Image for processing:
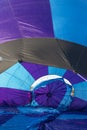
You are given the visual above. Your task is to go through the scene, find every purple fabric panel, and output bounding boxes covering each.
[34,80,66,108]
[63,70,84,84]
[9,0,54,37]
[69,97,87,111]
[21,62,48,80]
[41,119,87,130]
[0,0,54,44]
[0,0,22,44]
[0,87,32,106]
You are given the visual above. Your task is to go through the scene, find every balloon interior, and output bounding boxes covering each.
[0,0,87,130]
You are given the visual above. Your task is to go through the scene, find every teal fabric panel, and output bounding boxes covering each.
[0,63,35,91]
[73,81,87,101]
[48,66,66,76]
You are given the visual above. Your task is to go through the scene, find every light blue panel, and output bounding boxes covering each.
[73,81,87,101]
[50,0,87,46]
[48,66,66,76]
[0,63,35,91]
[0,72,11,87]
[4,62,21,74]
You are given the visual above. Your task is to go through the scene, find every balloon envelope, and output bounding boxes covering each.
[0,0,87,130]
[0,0,87,77]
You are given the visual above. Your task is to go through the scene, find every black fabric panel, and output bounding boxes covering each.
[0,39,23,72]
[0,38,87,77]
[22,38,72,70]
[57,39,87,77]
[0,38,72,73]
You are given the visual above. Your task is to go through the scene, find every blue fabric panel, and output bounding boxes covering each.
[73,81,87,101]
[58,114,87,120]
[0,63,35,91]
[58,86,72,111]
[0,106,59,130]
[0,106,87,129]
[50,0,87,46]
[48,66,66,76]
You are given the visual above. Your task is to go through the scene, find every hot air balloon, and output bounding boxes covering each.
[0,0,87,130]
